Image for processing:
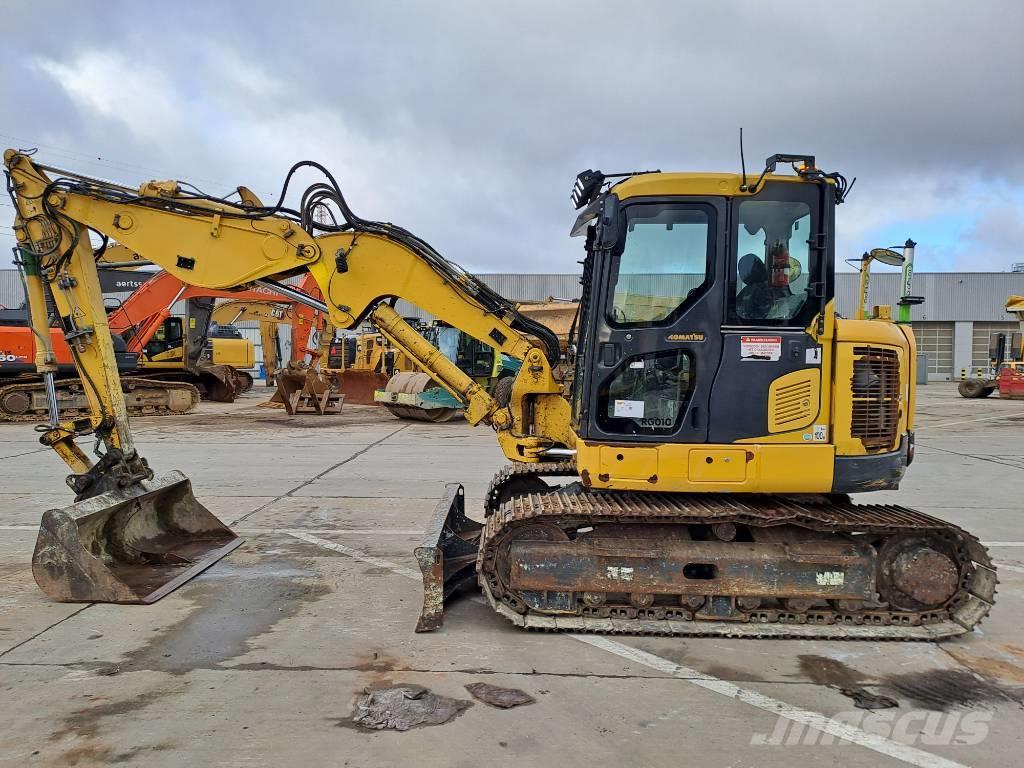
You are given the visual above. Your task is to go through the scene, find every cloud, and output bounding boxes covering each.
[2,0,1022,274]
[33,53,187,145]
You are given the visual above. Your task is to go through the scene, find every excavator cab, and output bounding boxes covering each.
[570,171,829,462]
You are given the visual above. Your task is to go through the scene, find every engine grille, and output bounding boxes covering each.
[851,346,901,451]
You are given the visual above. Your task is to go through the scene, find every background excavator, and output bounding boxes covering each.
[0,253,276,418]
[4,149,994,641]
[105,268,269,401]
[211,298,303,387]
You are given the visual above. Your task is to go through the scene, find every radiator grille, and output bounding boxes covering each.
[850,346,901,451]
[773,378,814,429]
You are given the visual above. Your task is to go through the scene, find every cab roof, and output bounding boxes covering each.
[612,171,814,200]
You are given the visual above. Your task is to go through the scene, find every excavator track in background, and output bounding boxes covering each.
[0,377,200,422]
[463,464,995,640]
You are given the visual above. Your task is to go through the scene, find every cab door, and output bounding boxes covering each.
[576,197,727,444]
[708,181,831,443]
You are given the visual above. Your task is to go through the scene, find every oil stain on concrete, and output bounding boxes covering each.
[883,669,1024,711]
[798,653,1024,711]
[46,689,179,767]
[102,556,329,676]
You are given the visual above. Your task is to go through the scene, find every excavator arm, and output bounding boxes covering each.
[4,149,565,603]
[5,150,572,473]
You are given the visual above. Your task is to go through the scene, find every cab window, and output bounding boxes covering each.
[733,199,814,324]
[609,205,712,326]
[597,350,693,435]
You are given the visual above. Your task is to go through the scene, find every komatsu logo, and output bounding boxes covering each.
[666,332,705,342]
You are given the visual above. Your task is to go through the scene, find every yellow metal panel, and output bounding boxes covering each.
[832,342,909,456]
[142,349,184,366]
[597,445,659,483]
[577,442,834,493]
[211,338,255,368]
[613,172,808,201]
[835,318,910,346]
[901,324,917,431]
[687,449,748,483]
[767,369,819,433]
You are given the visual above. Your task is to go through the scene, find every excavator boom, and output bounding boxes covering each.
[4,150,568,603]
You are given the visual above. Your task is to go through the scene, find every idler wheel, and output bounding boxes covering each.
[0,389,31,416]
[879,535,960,611]
[783,597,815,613]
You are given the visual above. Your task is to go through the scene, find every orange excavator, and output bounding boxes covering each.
[0,260,289,419]
[103,269,279,401]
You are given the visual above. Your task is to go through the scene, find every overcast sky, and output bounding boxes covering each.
[2,1,1021,275]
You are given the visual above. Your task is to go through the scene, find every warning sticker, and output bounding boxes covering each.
[613,399,645,418]
[740,335,782,362]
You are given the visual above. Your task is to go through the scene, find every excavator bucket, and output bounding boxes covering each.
[270,369,344,415]
[196,363,241,403]
[334,370,389,405]
[32,471,243,604]
[414,484,483,632]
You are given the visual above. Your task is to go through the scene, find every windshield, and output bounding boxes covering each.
[609,205,711,325]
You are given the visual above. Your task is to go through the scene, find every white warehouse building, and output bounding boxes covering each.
[2,270,1022,382]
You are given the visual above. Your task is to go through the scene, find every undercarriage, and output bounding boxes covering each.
[0,375,200,421]
[417,463,995,640]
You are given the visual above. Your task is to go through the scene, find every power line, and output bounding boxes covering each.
[0,132,261,196]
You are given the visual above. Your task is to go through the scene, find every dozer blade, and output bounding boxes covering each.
[32,470,243,604]
[414,483,483,632]
[335,370,389,405]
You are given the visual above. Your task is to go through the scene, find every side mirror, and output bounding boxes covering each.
[869,248,905,267]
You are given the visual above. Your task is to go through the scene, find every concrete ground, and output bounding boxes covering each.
[0,383,1022,767]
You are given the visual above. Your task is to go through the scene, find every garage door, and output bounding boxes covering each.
[972,322,1020,371]
[911,321,954,380]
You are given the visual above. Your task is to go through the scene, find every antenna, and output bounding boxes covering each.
[739,128,748,191]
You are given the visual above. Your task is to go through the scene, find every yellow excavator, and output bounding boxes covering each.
[211,298,299,386]
[4,150,994,639]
